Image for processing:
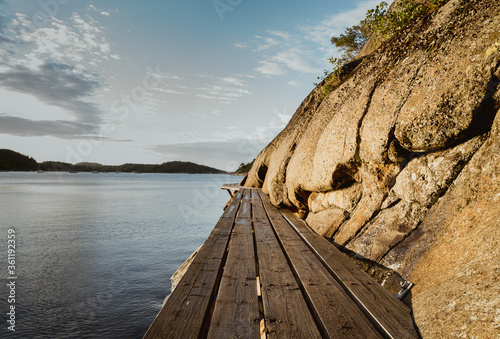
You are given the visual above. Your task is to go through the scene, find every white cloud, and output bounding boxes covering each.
[241,28,321,76]
[236,0,380,77]
[233,42,248,49]
[130,70,253,107]
[253,36,280,52]
[195,74,253,104]
[299,0,381,49]
[234,73,256,79]
[154,88,186,95]
[252,107,291,141]
[0,114,97,138]
[88,4,116,17]
[146,68,180,80]
[255,61,287,76]
[7,12,118,73]
[220,76,245,87]
[268,30,291,42]
[0,6,118,136]
[271,48,321,74]
[287,80,302,87]
[196,94,230,104]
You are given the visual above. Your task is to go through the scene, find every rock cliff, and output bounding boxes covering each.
[244,0,500,336]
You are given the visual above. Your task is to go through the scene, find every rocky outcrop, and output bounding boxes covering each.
[245,0,500,336]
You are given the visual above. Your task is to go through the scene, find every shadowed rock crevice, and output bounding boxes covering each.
[353,77,381,166]
[330,163,359,191]
[377,219,425,265]
[333,162,401,245]
[257,163,268,185]
[461,73,500,139]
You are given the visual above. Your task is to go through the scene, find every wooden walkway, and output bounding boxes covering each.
[144,188,418,339]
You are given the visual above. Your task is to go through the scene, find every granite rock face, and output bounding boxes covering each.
[245,0,500,336]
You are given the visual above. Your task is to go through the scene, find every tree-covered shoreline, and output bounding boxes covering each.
[0,149,226,174]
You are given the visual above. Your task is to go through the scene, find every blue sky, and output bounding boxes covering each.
[0,0,380,170]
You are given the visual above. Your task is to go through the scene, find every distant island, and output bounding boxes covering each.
[0,149,38,171]
[0,149,226,174]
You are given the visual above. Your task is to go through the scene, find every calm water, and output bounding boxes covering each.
[0,172,236,338]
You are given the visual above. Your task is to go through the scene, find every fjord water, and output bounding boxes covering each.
[0,172,235,338]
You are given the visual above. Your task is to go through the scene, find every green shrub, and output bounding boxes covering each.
[315,57,345,100]
[316,0,446,100]
[367,0,427,48]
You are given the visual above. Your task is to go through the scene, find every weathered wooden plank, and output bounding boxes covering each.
[146,186,417,339]
[251,189,268,221]
[207,217,260,339]
[220,189,243,219]
[251,190,322,338]
[237,189,252,220]
[221,183,260,190]
[279,208,419,339]
[144,203,240,338]
[221,183,242,190]
[258,190,383,339]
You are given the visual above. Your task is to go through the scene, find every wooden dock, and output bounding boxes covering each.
[144,187,418,338]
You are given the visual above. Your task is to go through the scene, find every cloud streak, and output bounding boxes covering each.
[0,63,101,125]
[149,71,254,105]
[255,61,287,76]
[239,0,381,77]
[0,114,95,138]
[0,7,118,138]
[247,31,323,76]
[299,0,381,52]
